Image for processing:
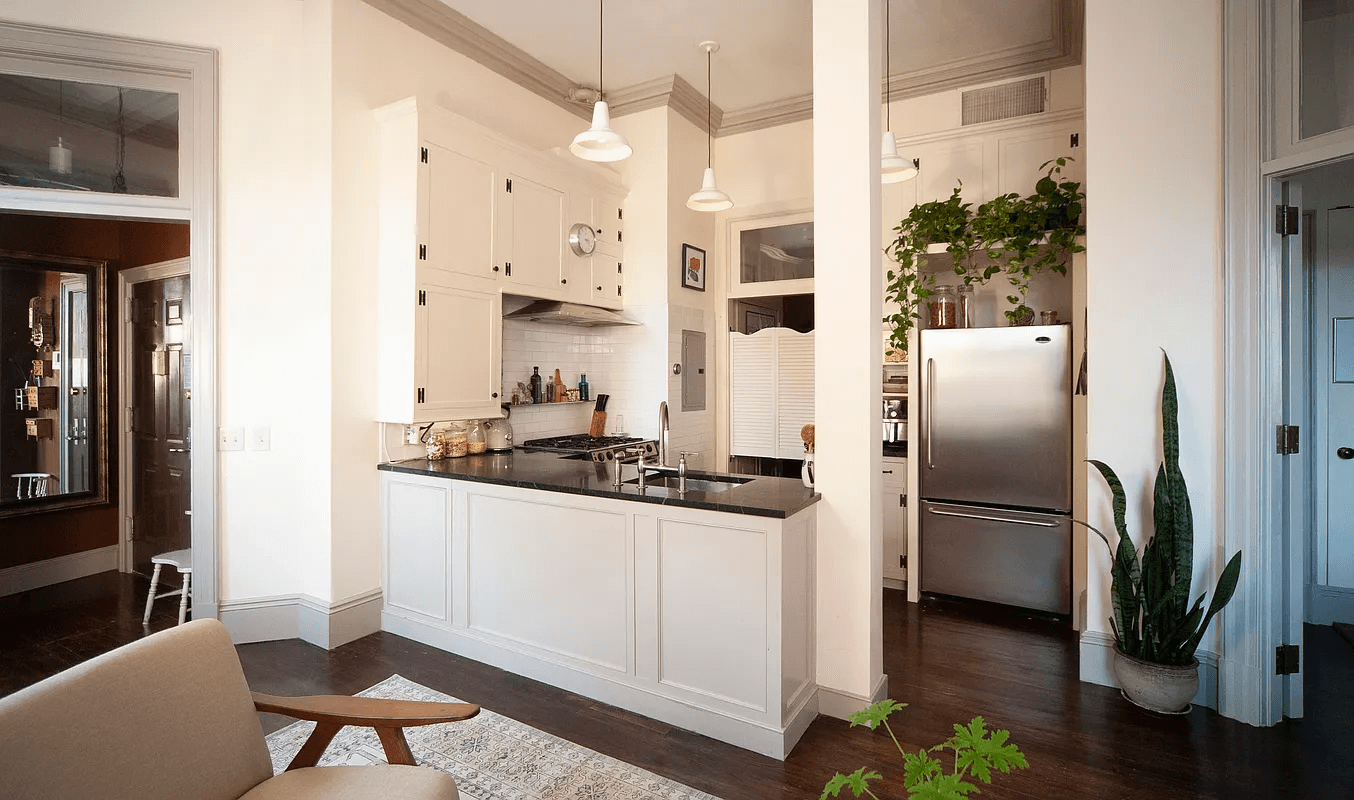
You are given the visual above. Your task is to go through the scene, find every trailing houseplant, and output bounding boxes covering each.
[884,157,1086,352]
[821,700,1027,800]
[1082,353,1243,712]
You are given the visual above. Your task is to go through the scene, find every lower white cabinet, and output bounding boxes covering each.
[379,470,818,759]
[882,457,908,587]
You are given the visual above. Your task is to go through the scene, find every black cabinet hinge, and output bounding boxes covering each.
[418,290,426,306]
[1276,644,1300,675]
[617,230,623,243]
[900,555,907,569]
[1070,132,1080,148]
[1276,205,1299,236]
[1276,424,1300,455]
[417,387,425,404]
[419,244,427,260]
[420,147,428,163]
[900,493,907,507]
[617,285,622,297]
[505,262,512,277]
[617,262,622,274]
[617,207,623,220]
[506,178,513,193]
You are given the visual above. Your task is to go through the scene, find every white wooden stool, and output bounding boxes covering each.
[142,549,192,625]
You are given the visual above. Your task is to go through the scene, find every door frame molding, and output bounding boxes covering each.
[0,21,218,618]
[117,258,190,574]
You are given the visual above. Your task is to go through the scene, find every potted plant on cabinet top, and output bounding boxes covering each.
[884,157,1086,352]
[1083,353,1243,713]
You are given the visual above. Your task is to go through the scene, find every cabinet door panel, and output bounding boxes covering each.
[426,143,497,280]
[416,281,501,420]
[997,127,1084,197]
[591,250,623,309]
[504,173,566,291]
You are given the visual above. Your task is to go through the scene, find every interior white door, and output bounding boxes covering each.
[1321,207,1354,591]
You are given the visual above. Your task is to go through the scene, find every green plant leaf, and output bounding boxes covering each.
[907,773,981,800]
[949,718,1029,785]
[848,698,908,730]
[902,749,945,790]
[1179,550,1244,660]
[821,768,882,800]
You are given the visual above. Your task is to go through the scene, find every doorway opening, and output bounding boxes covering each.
[1280,155,1354,722]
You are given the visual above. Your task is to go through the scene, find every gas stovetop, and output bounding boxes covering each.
[519,434,659,462]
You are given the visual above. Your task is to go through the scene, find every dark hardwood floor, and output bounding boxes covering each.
[3,572,1351,799]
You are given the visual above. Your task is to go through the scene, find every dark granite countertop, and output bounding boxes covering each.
[378,450,820,519]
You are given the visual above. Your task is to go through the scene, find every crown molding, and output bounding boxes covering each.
[365,0,1082,138]
[609,74,724,135]
[361,0,590,121]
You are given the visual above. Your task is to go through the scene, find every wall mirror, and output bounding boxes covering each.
[0,250,107,516]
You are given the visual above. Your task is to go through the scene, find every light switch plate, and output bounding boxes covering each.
[249,427,271,451]
[219,427,244,451]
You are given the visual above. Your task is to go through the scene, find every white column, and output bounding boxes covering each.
[812,0,885,716]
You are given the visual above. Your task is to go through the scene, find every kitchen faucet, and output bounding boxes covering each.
[658,401,670,467]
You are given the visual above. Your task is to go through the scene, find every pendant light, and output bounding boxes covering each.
[570,0,632,162]
[686,41,733,212]
[880,0,918,183]
[49,81,72,175]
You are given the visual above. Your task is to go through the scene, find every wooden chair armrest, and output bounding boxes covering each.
[252,691,479,771]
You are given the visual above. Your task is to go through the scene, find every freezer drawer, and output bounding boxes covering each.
[920,500,1071,615]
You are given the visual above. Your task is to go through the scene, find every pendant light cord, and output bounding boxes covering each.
[706,48,713,168]
[599,0,604,97]
[884,0,891,132]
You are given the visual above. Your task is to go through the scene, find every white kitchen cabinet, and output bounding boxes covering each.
[882,457,908,588]
[379,470,817,760]
[590,248,623,308]
[424,142,499,281]
[499,166,569,295]
[415,277,502,421]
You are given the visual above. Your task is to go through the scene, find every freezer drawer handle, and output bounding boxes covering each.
[926,507,1059,528]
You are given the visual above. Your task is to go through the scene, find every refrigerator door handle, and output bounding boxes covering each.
[926,357,935,470]
[926,505,1060,528]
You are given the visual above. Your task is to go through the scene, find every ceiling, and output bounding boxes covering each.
[435,0,1079,121]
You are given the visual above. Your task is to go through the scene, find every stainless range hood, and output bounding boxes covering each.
[502,300,638,327]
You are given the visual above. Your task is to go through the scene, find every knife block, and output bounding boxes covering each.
[589,411,607,437]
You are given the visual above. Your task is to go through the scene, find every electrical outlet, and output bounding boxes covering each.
[249,426,271,451]
[219,427,244,451]
[404,424,420,445]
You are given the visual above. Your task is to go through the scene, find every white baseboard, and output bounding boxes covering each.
[817,672,889,721]
[1079,630,1219,710]
[0,546,118,597]
[1308,584,1354,625]
[882,577,906,591]
[221,588,383,649]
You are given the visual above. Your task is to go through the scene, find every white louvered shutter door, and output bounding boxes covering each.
[729,330,777,457]
[775,331,815,459]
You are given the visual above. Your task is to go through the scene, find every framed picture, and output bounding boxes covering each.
[681,243,706,291]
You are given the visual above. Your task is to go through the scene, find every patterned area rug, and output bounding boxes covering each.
[265,675,722,800]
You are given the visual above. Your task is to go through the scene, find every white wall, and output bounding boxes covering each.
[1083,0,1225,674]
[1,0,339,605]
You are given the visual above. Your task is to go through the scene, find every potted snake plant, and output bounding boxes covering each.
[1082,353,1242,713]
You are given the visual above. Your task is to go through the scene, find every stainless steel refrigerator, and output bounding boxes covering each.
[918,325,1072,614]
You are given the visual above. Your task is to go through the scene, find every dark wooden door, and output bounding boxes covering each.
[130,275,190,577]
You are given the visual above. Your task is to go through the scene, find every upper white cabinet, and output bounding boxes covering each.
[374,97,626,423]
[499,166,568,294]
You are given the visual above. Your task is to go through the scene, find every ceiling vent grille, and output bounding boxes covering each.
[961,77,1046,126]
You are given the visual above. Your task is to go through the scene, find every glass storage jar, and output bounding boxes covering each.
[445,421,469,458]
[928,285,957,329]
[425,432,446,460]
[956,284,975,328]
[467,420,486,454]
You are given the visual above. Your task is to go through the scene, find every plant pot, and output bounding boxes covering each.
[1112,647,1198,713]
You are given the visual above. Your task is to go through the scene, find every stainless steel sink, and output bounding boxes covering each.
[623,474,752,493]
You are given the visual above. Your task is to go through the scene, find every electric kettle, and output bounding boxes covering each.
[484,405,514,452]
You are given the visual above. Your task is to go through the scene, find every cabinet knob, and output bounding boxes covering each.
[561,279,567,284]
[492,392,498,399]
[493,265,500,272]
[597,286,603,291]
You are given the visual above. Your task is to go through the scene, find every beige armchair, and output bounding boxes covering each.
[0,619,479,800]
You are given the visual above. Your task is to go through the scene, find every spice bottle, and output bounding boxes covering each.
[467,420,486,454]
[529,367,542,404]
[957,284,975,329]
[928,285,957,329]
[578,374,589,402]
